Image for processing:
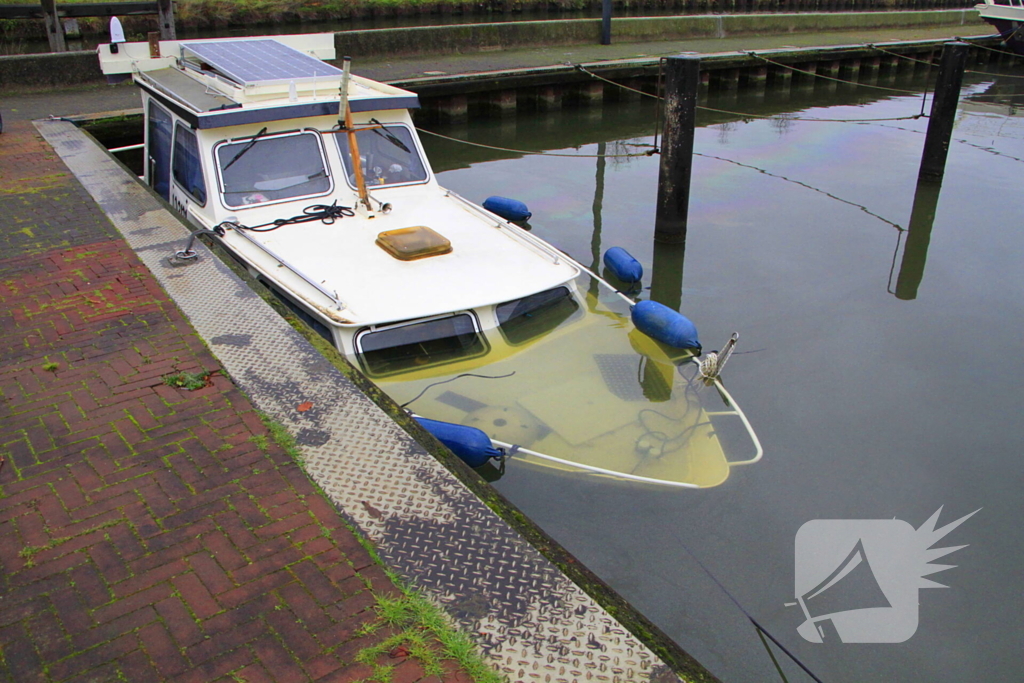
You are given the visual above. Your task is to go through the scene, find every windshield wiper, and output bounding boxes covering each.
[368,118,411,153]
[223,126,268,171]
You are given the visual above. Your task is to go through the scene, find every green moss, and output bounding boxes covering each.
[162,370,210,390]
[256,412,303,463]
[19,517,123,567]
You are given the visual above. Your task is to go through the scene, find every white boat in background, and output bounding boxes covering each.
[976,0,1024,54]
[97,33,761,488]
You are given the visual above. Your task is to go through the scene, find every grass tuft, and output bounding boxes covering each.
[352,560,505,683]
[162,370,210,390]
[256,412,303,463]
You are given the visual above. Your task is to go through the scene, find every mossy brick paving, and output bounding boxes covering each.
[0,122,469,682]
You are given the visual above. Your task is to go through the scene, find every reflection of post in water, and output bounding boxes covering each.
[650,241,686,313]
[639,241,688,402]
[589,141,607,301]
[895,179,941,301]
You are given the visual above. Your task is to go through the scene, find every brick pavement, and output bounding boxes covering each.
[0,121,473,682]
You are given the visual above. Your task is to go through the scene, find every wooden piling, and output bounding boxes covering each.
[918,41,968,182]
[601,0,612,46]
[435,95,468,124]
[482,90,517,117]
[40,0,66,53]
[741,66,768,95]
[572,81,604,106]
[655,55,700,244]
[531,86,563,111]
[157,0,176,40]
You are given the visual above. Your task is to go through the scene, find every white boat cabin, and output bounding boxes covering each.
[98,34,763,488]
[99,35,581,375]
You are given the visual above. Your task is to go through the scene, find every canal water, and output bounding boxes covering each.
[419,67,1024,682]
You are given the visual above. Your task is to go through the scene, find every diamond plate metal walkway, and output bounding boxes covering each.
[33,118,693,682]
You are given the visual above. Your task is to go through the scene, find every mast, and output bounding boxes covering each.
[339,57,370,211]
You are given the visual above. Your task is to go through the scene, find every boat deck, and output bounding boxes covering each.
[244,188,579,326]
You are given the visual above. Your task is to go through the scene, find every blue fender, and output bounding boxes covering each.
[415,417,503,468]
[631,300,701,350]
[483,196,532,222]
[603,247,644,284]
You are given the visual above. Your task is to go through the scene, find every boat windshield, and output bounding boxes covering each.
[217,131,331,208]
[357,314,487,376]
[335,124,428,187]
[496,287,582,346]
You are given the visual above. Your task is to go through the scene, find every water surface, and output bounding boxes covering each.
[421,65,1024,682]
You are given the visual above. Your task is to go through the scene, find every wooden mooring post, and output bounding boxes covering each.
[601,0,612,46]
[157,0,175,40]
[31,0,175,51]
[918,41,969,182]
[654,55,700,244]
[40,0,66,52]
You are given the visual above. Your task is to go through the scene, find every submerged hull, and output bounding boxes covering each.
[375,280,760,489]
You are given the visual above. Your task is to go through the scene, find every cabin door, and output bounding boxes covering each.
[147,100,173,201]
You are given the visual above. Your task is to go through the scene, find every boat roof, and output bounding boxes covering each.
[100,34,419,129]
[242,190,580,327]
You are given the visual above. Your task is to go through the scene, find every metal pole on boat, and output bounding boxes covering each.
[918,41,969,182]
[339,57,371,211]
[655,55,700,244]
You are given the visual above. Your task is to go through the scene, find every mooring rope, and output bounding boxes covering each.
[416,127,656,158]
[663,526,826,683]
[965,66,1024,79]
[695,151,905,232]
[958,27,1024,56]
[869,43,939,68]
[749,52,924,94]
[702,104,925,123]
[575,63,928,124]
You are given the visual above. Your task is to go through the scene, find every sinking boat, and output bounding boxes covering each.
[97,33,761,488]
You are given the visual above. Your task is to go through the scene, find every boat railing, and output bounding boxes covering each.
[135,69,205,114]
[702,366,764,468]
[446,190,637,308]
[446,189,564,260]
[228,226,347,312]
[482,363,762,488]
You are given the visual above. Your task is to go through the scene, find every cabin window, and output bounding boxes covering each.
[335,124,428,188]
[216,131,331,208]
[496,287,581,346]
[356,314,486,376]
[172,123,207,206]
[147,101,173,201]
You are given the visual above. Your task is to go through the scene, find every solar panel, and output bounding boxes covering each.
[181,39,343,87]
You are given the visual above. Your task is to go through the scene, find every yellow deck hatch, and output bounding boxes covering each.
[376,226,452,261]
